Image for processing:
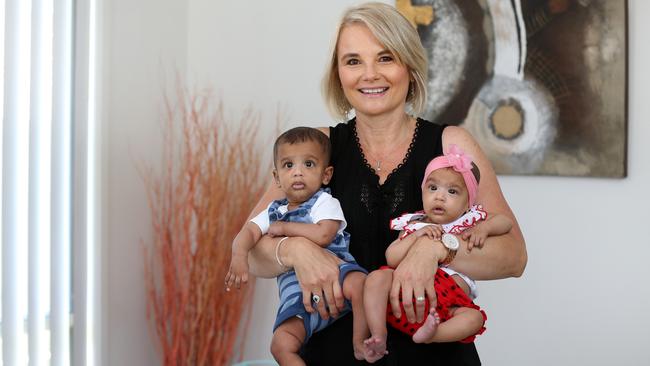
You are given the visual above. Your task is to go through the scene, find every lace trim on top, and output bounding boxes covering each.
[352,118,421,185]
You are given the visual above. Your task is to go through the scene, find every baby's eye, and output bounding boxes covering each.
[305,161,315,168]
[428,184,437,191]
[448,188,458,195]
[283,162,293,169]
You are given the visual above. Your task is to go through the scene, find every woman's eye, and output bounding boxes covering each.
[346,58,360,65]
[378,55,393,63]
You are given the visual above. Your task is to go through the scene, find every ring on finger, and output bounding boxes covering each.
[415,296,426,302]
[312,294,321,304]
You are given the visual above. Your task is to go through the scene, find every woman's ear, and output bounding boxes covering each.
[322,166,334,185]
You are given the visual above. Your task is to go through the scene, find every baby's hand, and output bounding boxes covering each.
[461,225,488,252]
[268,221,285,237]
[224,253,249,290]
[414,224,443,240]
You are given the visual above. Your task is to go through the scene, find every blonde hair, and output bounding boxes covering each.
[322,2,428,120]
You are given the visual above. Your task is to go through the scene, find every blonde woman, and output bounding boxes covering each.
[246,3,526,364]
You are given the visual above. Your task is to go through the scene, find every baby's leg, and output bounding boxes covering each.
[361,269,393,363]
[413,273,483,344]
[342,270,368,361]
[270,317,307,366]
[414,306,484,343]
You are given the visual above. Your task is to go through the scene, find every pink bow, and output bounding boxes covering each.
[445,144,474,173]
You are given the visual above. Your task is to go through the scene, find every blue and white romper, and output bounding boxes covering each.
[250,188,367,341]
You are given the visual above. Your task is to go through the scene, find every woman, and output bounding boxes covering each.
[247,2,526,364]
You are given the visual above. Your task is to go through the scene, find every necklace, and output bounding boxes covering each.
[369,139,407,172]
[359,117,414,173]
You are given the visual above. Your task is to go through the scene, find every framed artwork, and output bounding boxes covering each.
[399,0,628,177]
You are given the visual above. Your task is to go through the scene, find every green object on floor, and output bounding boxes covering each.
[231,360,278,366]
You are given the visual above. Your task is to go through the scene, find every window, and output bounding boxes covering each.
[1,0,99,365]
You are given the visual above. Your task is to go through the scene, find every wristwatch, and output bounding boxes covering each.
[439,233,460,266]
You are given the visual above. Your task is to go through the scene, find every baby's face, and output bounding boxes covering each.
[421,167,469,224]
[273,141,332,207]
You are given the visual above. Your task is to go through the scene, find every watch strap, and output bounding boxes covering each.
[439,246,457,266]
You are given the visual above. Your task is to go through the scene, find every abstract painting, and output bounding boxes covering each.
[398,0,627,177]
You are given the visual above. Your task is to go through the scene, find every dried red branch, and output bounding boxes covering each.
[141,83,268,365]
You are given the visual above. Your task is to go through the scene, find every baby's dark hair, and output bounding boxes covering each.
[470,162,481,184]
[273,127,331,167]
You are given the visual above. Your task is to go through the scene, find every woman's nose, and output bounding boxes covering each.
[362,63,379,81]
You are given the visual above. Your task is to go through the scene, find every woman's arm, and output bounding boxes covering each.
[441,126,527,280]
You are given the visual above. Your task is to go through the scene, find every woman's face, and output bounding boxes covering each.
[336,23,411,120]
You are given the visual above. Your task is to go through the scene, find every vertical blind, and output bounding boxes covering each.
[1,0,97,365]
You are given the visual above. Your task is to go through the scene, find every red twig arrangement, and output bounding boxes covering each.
[141,84,268,365]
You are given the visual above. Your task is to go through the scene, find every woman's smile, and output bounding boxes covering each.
[359,87,389,96]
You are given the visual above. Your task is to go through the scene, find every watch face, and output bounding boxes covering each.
[442,233,460,250]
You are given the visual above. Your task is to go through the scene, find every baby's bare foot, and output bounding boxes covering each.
[412,310,440,343]
[353,340,366,361]
[363,335,388,363]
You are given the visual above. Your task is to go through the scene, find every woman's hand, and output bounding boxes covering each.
[280,236,346,319]
[389,237,447,324]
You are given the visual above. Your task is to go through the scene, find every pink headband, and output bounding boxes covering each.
[421,144,478,208]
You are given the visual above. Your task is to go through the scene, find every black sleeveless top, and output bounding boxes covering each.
[301,118,481,365]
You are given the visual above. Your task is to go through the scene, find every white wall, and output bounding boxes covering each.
[102,0,187,364]
[103,0,650,365]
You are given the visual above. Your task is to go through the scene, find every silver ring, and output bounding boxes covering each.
[415,296,426,302]
[312,294,321,304]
